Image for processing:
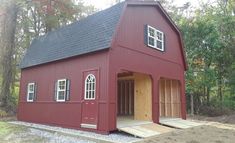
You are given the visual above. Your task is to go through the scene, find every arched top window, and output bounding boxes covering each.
[85,74,96,100]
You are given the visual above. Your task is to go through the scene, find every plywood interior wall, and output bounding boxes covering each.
[117,80,134,116]
[117,73,152,121]
[134,73,152,121]
[159,78,181,118]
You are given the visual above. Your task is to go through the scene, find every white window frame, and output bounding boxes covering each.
[147,25,164,51]
[27,82,35,102]
[56,79,67,102]
[84,74,96,100]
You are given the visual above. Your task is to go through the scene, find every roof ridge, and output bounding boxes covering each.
[20,2,125,68]
[35,2,125,40]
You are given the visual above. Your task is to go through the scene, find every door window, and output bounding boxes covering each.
[84,74,96,100]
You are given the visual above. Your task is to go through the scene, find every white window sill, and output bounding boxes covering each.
[56,100,66,102]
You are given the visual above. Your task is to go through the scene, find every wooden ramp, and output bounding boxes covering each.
[160,118,203,129]
[117,123,174,138]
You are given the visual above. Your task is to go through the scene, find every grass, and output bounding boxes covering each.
[0,121,46,143]
[0,121,93,143]
[0,122,24,137]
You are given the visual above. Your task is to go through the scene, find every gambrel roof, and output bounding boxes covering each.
[20,2,125,68]
[20,0,187,70]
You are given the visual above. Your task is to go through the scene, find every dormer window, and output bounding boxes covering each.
[146,25,164,51]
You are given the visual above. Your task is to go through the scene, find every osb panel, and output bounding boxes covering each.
[134,73,152,121]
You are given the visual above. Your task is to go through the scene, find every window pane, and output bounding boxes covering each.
[89,91,91,99]
[157,32,163,40]
[59,81,66,90]
[92,91,95,99]
[92,83,94,91]
[91,77,95,82]
[58,91,65,100]
[89,82,92,90]
[148,37,155,46]
[88,76,91,82]
[86,91,88,99]
[157,40,163,50]
[29,84,34,92]
[149,28,155,37]
[29,93,34,100]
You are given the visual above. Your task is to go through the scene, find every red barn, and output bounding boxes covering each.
[18,0,187,134]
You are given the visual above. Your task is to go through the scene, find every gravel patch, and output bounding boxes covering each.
[9,121,140,143]
[29,128,95,143]
[2,127,94,143]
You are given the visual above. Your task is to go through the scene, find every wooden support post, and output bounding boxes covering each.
[117,81,120,115]
[164,79,167,117]
[128,81,132,115]
[120,81,123,115]
[125,81,128,115]
[159,79,162,117]
[131,80,134,115]
[177,82,181,117]
[170,80,173,117]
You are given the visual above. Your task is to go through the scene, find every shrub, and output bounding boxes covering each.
[0,109,8,117]
[198,104,232,117]
[223,97,235,110]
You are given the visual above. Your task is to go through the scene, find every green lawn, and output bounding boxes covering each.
[0,121,47,143]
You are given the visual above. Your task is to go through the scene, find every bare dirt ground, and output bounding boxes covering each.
[137,114,235,143]
[188,114,235,124]
[1,115,235,143]
[137,125,235,143]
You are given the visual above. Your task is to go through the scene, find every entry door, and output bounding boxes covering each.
[81,70,98,128]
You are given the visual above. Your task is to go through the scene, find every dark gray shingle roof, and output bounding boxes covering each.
[20,2,125,68]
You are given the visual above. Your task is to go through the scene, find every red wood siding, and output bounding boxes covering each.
[115,5,185,70]
[18,51,110,133]
[107,5,186,131]
[18,3,186,134]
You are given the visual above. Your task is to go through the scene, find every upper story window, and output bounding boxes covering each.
[147,25,165,51]
[27,83,36,102]
[85,74,96,100]
[55,79,70,102]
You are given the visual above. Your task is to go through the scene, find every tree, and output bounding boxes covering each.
[168,0,235,113]
[0,0,19,110]
[0,0,95,112]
